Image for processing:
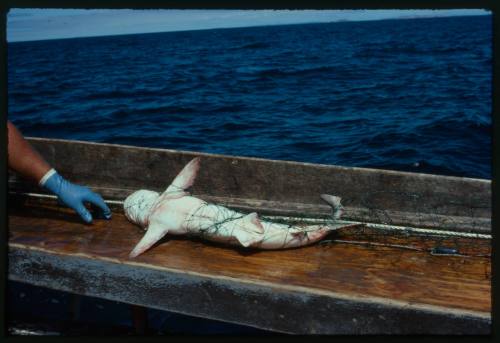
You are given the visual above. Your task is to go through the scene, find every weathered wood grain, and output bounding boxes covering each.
[7,138,491,334]
[8,183,490,233]
[7,138,491,232]
[8,247,490,335]
[8,196,491,334]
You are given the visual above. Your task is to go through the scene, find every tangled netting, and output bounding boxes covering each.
[354,189,491,233]
[261,214,491,259]
[122,185,490,256]
[123,189,345,249]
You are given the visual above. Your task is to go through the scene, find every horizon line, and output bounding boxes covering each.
[8,12,490,44]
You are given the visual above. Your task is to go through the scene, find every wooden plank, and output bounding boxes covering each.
[8,195,491,334]
[8,137,491,232]
[8,248,490,335]
[8,183,491,233]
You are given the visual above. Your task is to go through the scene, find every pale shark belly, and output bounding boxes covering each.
[257,222,331,249]
[125,157,342,258]
[182,202,250,245]
[181,200,331,249]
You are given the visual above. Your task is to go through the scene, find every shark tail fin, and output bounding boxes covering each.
[320,194,344,220]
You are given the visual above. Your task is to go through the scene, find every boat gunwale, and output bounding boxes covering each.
[26,137,491,184]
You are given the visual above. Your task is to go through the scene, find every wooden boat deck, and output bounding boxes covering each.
[7,138,491,334]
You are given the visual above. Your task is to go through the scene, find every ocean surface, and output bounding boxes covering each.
[6,15,493,334]
[8,15,492,179]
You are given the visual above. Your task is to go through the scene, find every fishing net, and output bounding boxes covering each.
[180,189,491,258]
[259,207,491,259]
[120,181,490,257]
[123,188,348,249]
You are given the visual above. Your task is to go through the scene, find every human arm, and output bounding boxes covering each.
[7,120,111,223]
[7,120,51,183]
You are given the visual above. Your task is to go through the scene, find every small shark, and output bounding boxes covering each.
[124,157,346,258]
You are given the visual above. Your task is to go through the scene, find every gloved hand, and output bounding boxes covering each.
[40,169,112,223]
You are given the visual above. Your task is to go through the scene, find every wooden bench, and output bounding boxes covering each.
[8,138,491,334]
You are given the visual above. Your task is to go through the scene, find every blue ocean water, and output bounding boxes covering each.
[8,15,492,179]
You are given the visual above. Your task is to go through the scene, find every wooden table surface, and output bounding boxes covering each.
[7,195,491,334]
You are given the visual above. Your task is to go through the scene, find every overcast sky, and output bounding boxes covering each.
[7,8,491,42]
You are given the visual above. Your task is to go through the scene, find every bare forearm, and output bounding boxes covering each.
[7,121,51,183]
[7,121,112,223]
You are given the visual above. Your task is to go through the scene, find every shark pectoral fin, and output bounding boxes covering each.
[129,223,169,258]
[164,157,201,195]
[243,212,265,234]
[320,194,344,219]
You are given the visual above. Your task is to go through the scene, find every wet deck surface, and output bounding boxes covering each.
[8,196,491,317]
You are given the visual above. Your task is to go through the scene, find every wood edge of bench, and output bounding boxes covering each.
[8,243,491,322]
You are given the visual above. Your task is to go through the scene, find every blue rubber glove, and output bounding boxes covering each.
[40,169,112,223]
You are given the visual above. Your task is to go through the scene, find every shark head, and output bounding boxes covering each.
[124,189,160,227]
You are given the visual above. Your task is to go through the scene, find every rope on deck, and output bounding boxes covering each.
[17,192,491,240]
[113,198,492,239]
[253,217,491,240]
